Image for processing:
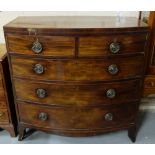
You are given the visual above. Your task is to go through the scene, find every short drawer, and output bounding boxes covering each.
[0,88,7,108]
[18,102,138,129]
[11,55,144,81]
[14,79,142,106]
[0,109,9,123]
[79,33,147,57]
[6,34,75,57]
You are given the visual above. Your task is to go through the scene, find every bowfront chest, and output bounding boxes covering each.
[4,16,149,142]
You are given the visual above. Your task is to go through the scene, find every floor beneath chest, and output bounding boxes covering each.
[0,109,155,144]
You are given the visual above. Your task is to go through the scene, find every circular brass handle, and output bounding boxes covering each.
[108,64,119,75]
[106,89,116,99]
[0,112,3,117]
[38,112,48,121]
[105,113,113,121]
[109,42,120,54]
[32,41,43,54]
[33,64,44,74]
[36,88,46,98]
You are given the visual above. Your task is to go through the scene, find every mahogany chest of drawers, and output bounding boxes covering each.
[0,44,17,137]
[4,16,149,142]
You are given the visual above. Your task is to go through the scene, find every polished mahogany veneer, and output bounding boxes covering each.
[79,34,147,57]
[14,79,142,106]
[7,34,75,57]
[4,16,149,142]
[11,55,144,81]
[17,102,138,132]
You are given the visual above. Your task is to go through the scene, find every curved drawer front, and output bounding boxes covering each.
[18,102,138,129]
[14,79,142,106]
[6,34,75,57]
[11,55,144,81]
[0,109,9,123]
[79,33,147,57]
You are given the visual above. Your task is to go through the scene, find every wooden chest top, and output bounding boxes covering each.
[3,16,149,34]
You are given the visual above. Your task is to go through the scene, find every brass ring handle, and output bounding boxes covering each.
[108,64,119,75]
[32,41,43,54]
[36,88,46,98]
[38,112,48,121]
[109,42,120,54]
[33,64,44,74]
[106,89,116,99]
[105,113,113,121]
[0,112,4,117]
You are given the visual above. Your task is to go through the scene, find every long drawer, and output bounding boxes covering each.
[6,34,75,57]
[14,79,142,106]
[79,33,147,57]
[11,55,144,81]
[18,102,138,130]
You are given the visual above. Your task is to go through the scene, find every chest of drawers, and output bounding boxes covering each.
[4,16,149,142]
[0,44,17,137]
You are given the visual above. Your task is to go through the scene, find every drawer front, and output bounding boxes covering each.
[0,109,9,123]
[14,79,142,106]
[6,34,75,57]
[0,88,7,108]
[79,34,147,57]
[11,55,144,81]
[18,102,138,129]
